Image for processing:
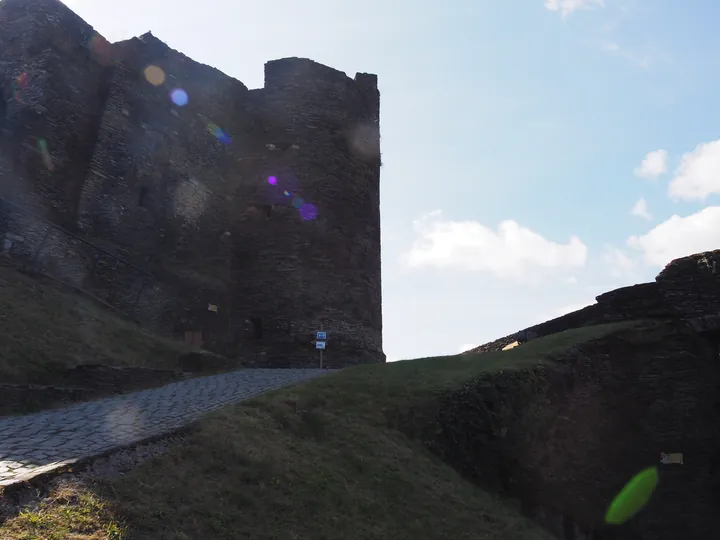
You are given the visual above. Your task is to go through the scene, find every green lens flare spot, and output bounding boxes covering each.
[605,466,659,525]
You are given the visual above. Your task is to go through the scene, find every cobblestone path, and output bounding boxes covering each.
[0,368,332,487]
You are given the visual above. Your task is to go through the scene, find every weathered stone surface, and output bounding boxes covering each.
[655,250,720,320]
[0,0,383,369]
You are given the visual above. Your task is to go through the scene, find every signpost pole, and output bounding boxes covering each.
[314,326,327,370]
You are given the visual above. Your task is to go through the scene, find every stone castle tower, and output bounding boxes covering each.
[0,0,385,367]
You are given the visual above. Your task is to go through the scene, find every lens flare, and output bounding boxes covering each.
[170,88,188,107]
[88,35,114,66]
[207,123,231,144]
[268,176,277,185]
[299,203,318,221]
[37,138,54,171]
[12,72,28,103]
[292,196,304,209]
[605,467,659,525]
[144,65,166,86]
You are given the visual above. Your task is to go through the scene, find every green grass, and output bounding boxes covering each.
[0,263,190,385]
[0,321,636,540]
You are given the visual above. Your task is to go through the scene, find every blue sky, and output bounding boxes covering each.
[64,0,720,361]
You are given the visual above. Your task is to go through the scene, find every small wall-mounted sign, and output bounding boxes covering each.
[316,331,327,340]
[316,341,326,350]
[208,303,218,313]
[660,452,683,465]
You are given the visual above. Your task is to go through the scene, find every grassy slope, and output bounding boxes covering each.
[0,263,189,384]
[0,321,635,540]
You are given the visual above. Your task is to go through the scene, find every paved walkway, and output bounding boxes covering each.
[0,368,332,487]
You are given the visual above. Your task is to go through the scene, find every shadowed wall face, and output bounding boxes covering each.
[0,0,113,229]
[0,0,385,367]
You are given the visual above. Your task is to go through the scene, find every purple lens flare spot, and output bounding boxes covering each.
[299,203,318,221]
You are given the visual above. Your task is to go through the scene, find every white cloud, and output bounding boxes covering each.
[627,206,720,266]
[603,245,639,279]
[668,140,720,201]
[544,0,604,18]
[401,210,588,280]
[630,198,652,220]
[458,343,478,354]
[634,149,668,179]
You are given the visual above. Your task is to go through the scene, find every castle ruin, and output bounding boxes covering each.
[0,0,384,367]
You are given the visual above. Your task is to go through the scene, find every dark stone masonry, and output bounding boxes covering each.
[0,0,384,367]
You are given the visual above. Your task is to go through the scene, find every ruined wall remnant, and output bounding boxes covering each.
[0,0,385,367]
[465,249,720,357]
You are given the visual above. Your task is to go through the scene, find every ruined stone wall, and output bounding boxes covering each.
[655,250,720,319]
[74,32,248,346]
[0,0,114,229]
[73,39,384,364]
[238,59,383,360]
[465,250,720,357]
[0,0,385,366]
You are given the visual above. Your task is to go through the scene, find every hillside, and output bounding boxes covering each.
[3,251,720,538]
[0,322,630,540]
[0,263,197,416]
[0,263,193,384]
